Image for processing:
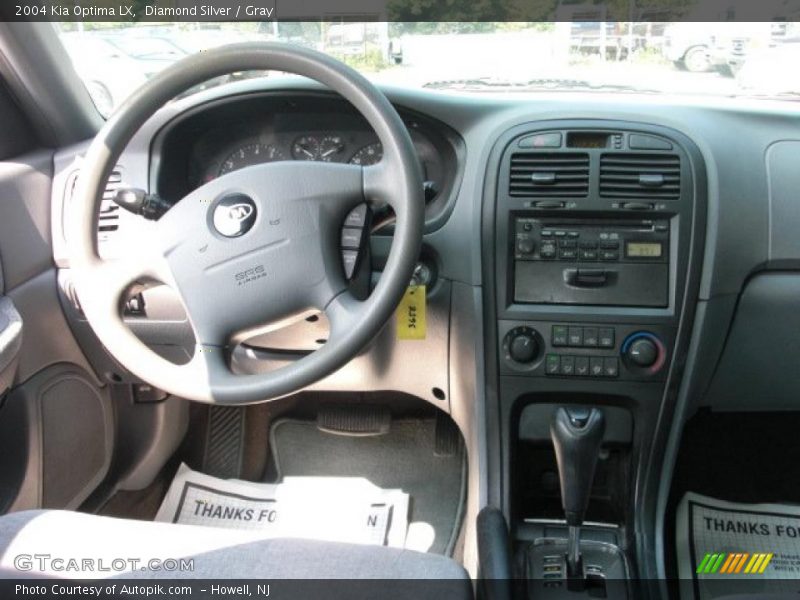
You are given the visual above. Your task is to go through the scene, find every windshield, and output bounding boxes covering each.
[56,22,800,117]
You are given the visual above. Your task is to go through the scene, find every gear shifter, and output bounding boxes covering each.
[550,407,605,580]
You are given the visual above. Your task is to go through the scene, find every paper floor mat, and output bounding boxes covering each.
[677,491,800,600]
[155,463,408,547]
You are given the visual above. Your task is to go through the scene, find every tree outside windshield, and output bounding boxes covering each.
[56,21,800,117]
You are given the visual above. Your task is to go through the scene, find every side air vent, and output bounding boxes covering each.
[509,152,590,198]
[600,154,680,200]
[66,169,123,242]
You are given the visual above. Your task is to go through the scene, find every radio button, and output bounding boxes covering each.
[540,243,557,259]
[599,240,620,249]
[590,357,604,377]
[552,325,568,346]
[541,230,553,237]
[600,250,619,261]
[546,354,560,374]
[554,231,567,237]
[575,357,589,377]
[579,249,598,261]
[598,328,615,348]
[559,249,578,260]
[567,231,580,238]
[580,240,598,249]
[560,356,575,375]
[583,327,598,347]
[558,239,577,249]
[517,239,535,254]
[568,327,583,346]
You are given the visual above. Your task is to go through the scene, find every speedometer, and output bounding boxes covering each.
[291,135,321,161]
[219,143,284,175]
[349,142,383,166]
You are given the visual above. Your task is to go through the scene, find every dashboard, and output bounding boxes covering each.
[47,76,800,586]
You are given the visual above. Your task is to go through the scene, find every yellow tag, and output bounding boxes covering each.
[397,285,426,340]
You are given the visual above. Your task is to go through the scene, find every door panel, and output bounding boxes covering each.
[0,149,113,512]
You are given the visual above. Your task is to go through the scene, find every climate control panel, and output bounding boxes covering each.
[499,320,674,382]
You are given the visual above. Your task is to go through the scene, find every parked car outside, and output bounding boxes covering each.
[663,22,780,75]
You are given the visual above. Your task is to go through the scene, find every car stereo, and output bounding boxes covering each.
[513,217,670,307]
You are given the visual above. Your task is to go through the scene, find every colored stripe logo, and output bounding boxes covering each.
[696,552,773,575]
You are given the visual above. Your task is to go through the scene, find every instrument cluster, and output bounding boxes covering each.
[189,118,440,191]
[155,96,459,215]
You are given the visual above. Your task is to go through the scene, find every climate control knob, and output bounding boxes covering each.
[510,333,538,363]
[621,332,665,373]
[503,326,540,366]
[627,338,658,367]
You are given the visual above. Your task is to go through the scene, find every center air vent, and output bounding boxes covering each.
[509,152,590,198]
[600,154,680,200]
[66,169,123,243]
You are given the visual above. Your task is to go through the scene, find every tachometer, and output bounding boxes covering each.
[219,143,284,175]
[291,135,321,161]
[349,142,383,166]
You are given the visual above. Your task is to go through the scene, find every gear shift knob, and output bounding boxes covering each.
[550,407,605,581]
[550,407,605,526]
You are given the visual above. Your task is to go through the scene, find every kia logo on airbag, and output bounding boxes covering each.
[228,203,253,221]
[213,194,257,237]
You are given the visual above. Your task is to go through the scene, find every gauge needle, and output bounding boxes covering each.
[321,146,342,157]
[299,146,314,158]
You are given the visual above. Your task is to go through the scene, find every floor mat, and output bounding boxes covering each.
[677,492,800,600]
[270,417,466,556]
[154,463,409,547]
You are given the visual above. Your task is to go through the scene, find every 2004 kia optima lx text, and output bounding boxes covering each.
[0,3,799,600]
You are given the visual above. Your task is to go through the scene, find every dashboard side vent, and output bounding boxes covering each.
[600,153,680,200]
[509,152,590,198]
[67,169,123,242]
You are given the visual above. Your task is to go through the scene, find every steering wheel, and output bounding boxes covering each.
[70,43,424,404]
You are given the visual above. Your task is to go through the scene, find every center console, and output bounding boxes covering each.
[481,120,706,597]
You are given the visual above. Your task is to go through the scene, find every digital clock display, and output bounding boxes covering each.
[626,242,663,258]
[567,132,610,148]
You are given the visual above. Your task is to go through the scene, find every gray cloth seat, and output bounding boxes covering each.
[0,510,471,596]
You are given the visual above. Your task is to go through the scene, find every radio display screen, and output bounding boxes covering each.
[626,242,663,258]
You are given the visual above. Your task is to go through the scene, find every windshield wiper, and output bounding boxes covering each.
[736,91,800,102]
[423,77,662,94]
